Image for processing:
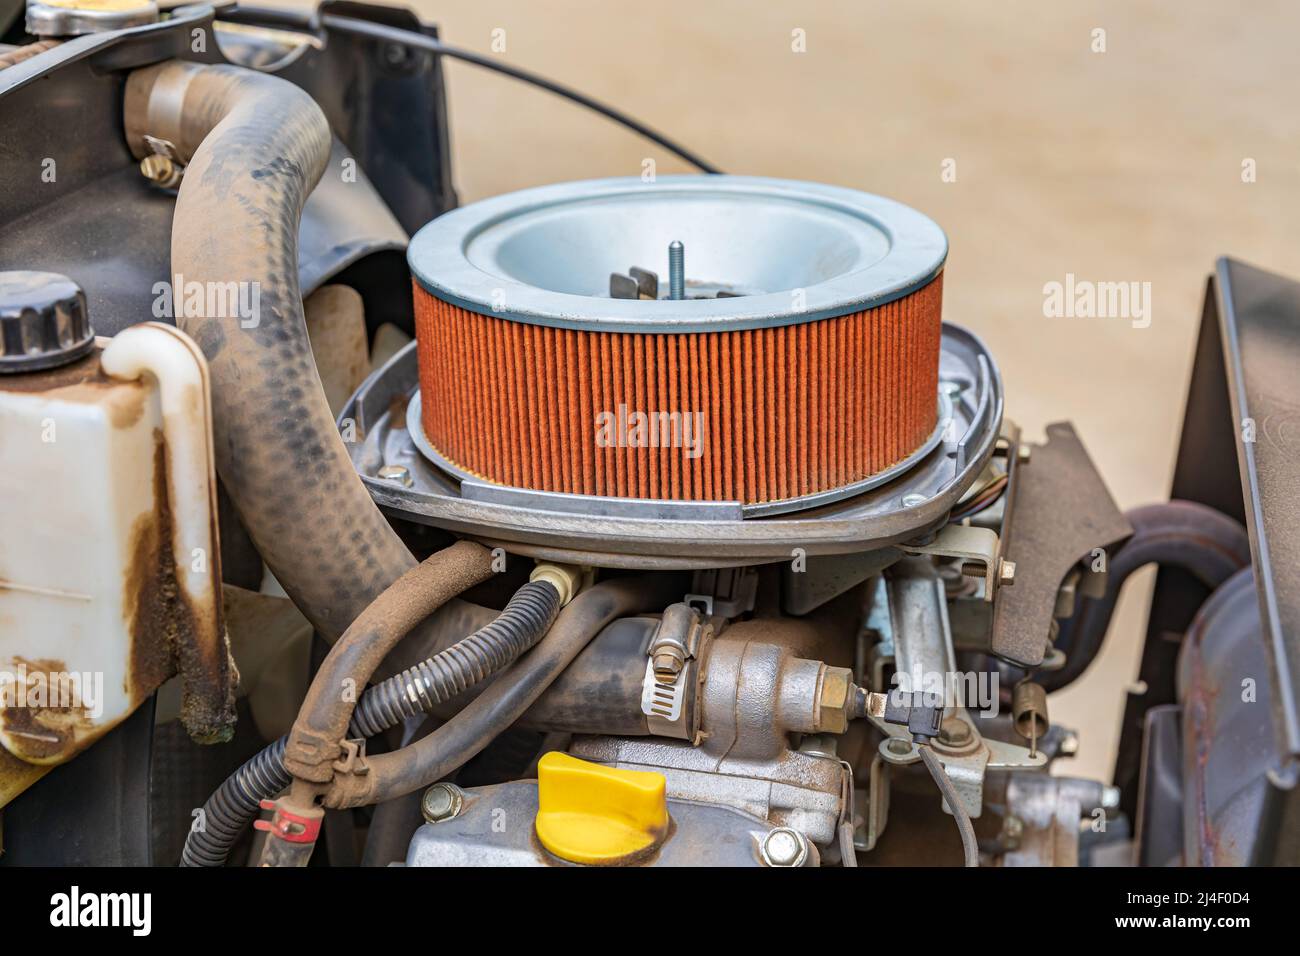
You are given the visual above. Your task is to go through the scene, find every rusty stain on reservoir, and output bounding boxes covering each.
[0,346,148,429]
[0,656,98,764]
[123,431,238,745]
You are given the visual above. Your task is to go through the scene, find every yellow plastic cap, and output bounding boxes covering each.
[535,752,669,865]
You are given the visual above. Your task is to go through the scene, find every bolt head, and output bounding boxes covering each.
[760,827,809,867]
[1002,815,1024,846]
[421,783,464,823]
[651,649,684,680]
[1016,444,1032,464]
[377,464,413,487]
[139,153,176,185]
[1059,732,1080,756]
[382,42,415,69]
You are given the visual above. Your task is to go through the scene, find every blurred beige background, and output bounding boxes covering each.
[289,0,1296,780]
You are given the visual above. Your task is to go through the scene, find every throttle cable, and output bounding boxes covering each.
[320,14,724,174]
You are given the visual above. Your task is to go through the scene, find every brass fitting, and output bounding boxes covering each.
[815,665,854,734]
[139,152,182,189]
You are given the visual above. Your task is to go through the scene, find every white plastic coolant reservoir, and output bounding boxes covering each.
[0,319,232,805]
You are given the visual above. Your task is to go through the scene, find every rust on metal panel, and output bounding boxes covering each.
[1179,612,1229,866]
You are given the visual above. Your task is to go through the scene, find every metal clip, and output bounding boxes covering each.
[331,738,369,776]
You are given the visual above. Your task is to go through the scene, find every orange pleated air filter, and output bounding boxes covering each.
[407,177,948,515]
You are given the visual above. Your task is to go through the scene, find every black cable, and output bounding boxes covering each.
[918,744,979,867]
[949,473,1008,523]
[319,14,723,175]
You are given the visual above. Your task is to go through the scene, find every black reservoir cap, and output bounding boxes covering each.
[0,271,96,373]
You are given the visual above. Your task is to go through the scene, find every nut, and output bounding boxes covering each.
[998,558,1017,586]
[937,716,973,747]
[815,666,853,734]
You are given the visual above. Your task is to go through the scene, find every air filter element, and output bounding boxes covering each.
[407,177,947,516]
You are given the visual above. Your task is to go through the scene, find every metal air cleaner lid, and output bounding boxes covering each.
[407,175,948,334]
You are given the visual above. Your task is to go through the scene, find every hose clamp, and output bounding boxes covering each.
[332,738,370,776]
[253,798,324,845]
[640,603,709,740]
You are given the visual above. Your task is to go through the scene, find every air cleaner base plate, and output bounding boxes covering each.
[342,323,1002,569]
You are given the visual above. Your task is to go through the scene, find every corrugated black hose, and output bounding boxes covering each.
[181,580,562,866]
[183,736,293,868]
[348,582,560,737]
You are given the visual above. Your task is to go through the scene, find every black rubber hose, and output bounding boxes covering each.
[349,580,561,738]
[181,580,560,866]
[359,717,437,868]
[326,574,684,809]
[1041,501,1251,692]
[123,62,478,682]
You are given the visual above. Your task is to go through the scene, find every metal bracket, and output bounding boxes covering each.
[854,755,891,853]
[867,708,1046,818]
[900,523,1010,603]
